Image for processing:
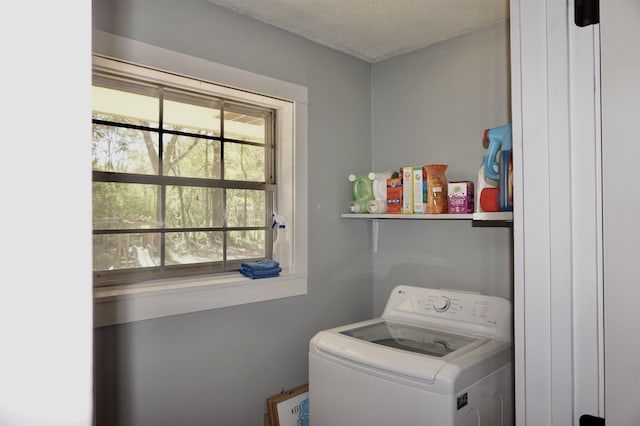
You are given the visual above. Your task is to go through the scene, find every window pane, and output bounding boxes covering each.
[92,124,159,174]
[226,189,266,227]
[165,231,223,265]
[93,182,160,229]
[163,91,221,136]
[166,186,223,228]
[228,230,265,260]
[93,233,160,270]
[224,143,265,181]
[92,84,159,127]
[224,110,266,143]
[162,134,221,179]
[92,59,279,285]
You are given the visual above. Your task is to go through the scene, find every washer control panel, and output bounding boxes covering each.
[382,285,512,341]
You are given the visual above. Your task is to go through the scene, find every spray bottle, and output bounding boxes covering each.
[272,214,290,274]
[482,124,513,212]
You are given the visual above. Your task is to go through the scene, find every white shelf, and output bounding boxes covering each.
[340,211,513,254]
[472,212,513,221]
[340,212,513,221]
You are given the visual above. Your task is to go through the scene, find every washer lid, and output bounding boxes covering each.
[312,319,491,382]
[341,320,476,358]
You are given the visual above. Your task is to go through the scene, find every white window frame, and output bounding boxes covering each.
[92,31,308,327]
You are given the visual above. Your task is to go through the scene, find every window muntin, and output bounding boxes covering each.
[92,69,276,286]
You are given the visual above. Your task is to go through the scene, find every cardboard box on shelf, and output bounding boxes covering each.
[448,181,475,213]
[386,177,402,214]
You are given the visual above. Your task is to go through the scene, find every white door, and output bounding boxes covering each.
[600,0,640,424]
[511,0,604,423]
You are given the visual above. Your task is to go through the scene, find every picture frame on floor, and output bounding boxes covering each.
[266,383,309,426]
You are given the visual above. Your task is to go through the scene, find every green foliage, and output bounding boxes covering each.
[93,116,268,270]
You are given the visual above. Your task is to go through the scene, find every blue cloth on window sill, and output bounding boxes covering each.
[240,266,282,279]
[240,259,280,271]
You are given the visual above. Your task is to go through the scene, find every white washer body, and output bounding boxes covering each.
[309,285,514,426]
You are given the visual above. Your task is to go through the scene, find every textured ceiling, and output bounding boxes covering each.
[208,0,509,62]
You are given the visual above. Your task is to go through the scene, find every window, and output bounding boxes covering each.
[92,32,308,326]
[92,65,276,286]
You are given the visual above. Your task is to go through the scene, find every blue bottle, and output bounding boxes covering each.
[482,124,513,212]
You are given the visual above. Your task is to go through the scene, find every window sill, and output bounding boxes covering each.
[93,272,307,327]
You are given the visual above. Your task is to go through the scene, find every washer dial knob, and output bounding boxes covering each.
[433,296,451,312]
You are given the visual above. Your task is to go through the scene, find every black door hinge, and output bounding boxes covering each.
[575,0,599,27]
[579,414,605,425]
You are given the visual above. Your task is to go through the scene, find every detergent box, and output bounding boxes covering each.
[401,166,413,214]
[448,181,475,213]
[386,177,402,214]
[413,166,426,213]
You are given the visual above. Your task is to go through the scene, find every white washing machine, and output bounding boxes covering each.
[309,285,513,426]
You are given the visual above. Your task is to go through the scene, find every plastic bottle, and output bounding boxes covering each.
[348,199,368,213]
[347,174,374,213]
[499,149,513,211]
[351,175,374,202]
[482,124,513,212]
[476,156,499,213]
[273,223,289,274]
[367,199,386,214]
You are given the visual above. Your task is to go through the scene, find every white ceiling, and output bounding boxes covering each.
[207,0,509,62]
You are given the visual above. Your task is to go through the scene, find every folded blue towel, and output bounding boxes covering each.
[240,265,282,279]
[240,259,280,271]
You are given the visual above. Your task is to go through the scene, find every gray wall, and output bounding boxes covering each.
[370,22,512,314]
[92,1,373,425]
[92,1,512,424]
